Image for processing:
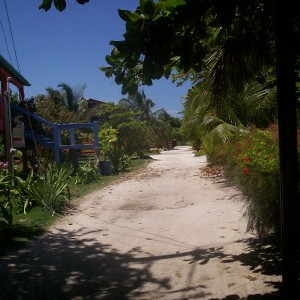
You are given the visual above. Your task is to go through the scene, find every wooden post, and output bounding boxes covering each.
[273,0,299,296]
[2,92,14,176]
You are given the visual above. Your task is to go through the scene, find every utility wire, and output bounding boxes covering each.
[3,0,20,72]
[0,17,12,64]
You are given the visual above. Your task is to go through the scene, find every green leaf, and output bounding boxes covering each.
[125,55,139,68]
[110,41,130,54]
[1,205,12,226]
[38,0,52,10]
[143,56,164,80]
[111,47,122,58]
[118,10,141,23]
[39,0,89,11]
[140,0,156,17]
[77,0,89,4]
[54,0,66,11]
[115,72,125,85]
[99,67,114,78]
[128,83,139,95]
[161,0,186,10]
[105,55,117,66]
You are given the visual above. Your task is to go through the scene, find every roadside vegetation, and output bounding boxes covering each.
[181,77,283,239]
[1,84,181,255]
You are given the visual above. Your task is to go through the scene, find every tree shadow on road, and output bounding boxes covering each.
[0,229,283,299]
[0,227,171,300]
[188,236,283,300]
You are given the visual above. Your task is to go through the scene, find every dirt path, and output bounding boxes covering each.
[0,146,281,299]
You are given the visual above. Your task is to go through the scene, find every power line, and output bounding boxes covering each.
[0,17,12,64]
[3,0,20,72]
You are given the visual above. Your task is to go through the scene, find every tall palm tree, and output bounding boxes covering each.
[119,90,155,124]
[58,83,86,112]
[45,87,64,106]
[45,83,86,112]
[182,80,277,156]
[119,90,174,147]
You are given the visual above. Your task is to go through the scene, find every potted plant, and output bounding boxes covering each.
[98,128,127,175]
[98,128,118,175]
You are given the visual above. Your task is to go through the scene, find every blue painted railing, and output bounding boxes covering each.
[11,102,99,165]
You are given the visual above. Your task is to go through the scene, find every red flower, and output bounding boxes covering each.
[243,168,250,174]
[243,157,250,162]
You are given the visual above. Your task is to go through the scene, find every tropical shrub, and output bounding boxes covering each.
[182,81,277,154]
[117,121,151,156]
[119,153,133,171]
[99,128,118,160]
[0,171,13,227]
[99,128,125,174]
[75,161,98,184]
[221,127,280,237]
[109,147,125,174]
[15,164,71,216]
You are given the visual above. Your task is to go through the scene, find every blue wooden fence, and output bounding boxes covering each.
[10,102,99,166]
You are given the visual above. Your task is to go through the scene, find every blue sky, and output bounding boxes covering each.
[0,0,191,117]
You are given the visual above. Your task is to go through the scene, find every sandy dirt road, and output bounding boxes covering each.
[0,146,281,299]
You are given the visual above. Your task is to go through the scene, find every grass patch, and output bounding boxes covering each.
[0,206,58,255]
[194,149,205,157]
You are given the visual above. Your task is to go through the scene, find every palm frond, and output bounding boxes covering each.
[202,122,242,156]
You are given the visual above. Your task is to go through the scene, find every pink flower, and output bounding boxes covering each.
[243,157,250,163]
[243,168,250,174]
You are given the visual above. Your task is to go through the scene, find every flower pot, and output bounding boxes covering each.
[99,160,111,175]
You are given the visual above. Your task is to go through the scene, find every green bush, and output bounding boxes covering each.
[119,153,133,172]
[99,128,118,161]
[75,161,98,184]
[218,127,281,237]
[0,171,13,227]
[15,164,71,216]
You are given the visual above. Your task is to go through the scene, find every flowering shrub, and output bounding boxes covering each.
[216,127,281,237]
[237,129,279,176]
[242,167,250,174]
[0,162,8,169]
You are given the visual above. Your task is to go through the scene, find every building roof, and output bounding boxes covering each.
[0,54,31,86]
[87,98,106,105]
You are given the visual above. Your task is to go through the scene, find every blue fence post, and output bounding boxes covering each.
[70,126,75,145]
[92,121,100,173]
[69,126,78,174]
[54,124,61,165]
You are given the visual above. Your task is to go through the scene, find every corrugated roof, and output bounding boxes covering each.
[0,54,31,86]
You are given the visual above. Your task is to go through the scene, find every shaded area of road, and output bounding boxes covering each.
[0,228,281,299]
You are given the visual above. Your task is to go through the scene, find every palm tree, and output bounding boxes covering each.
[182,80,277,156]
[45,83,86,112]
[45,87,64,107]
[119,90,174,147]
[119,90,155,124]
[58,83,86,112]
